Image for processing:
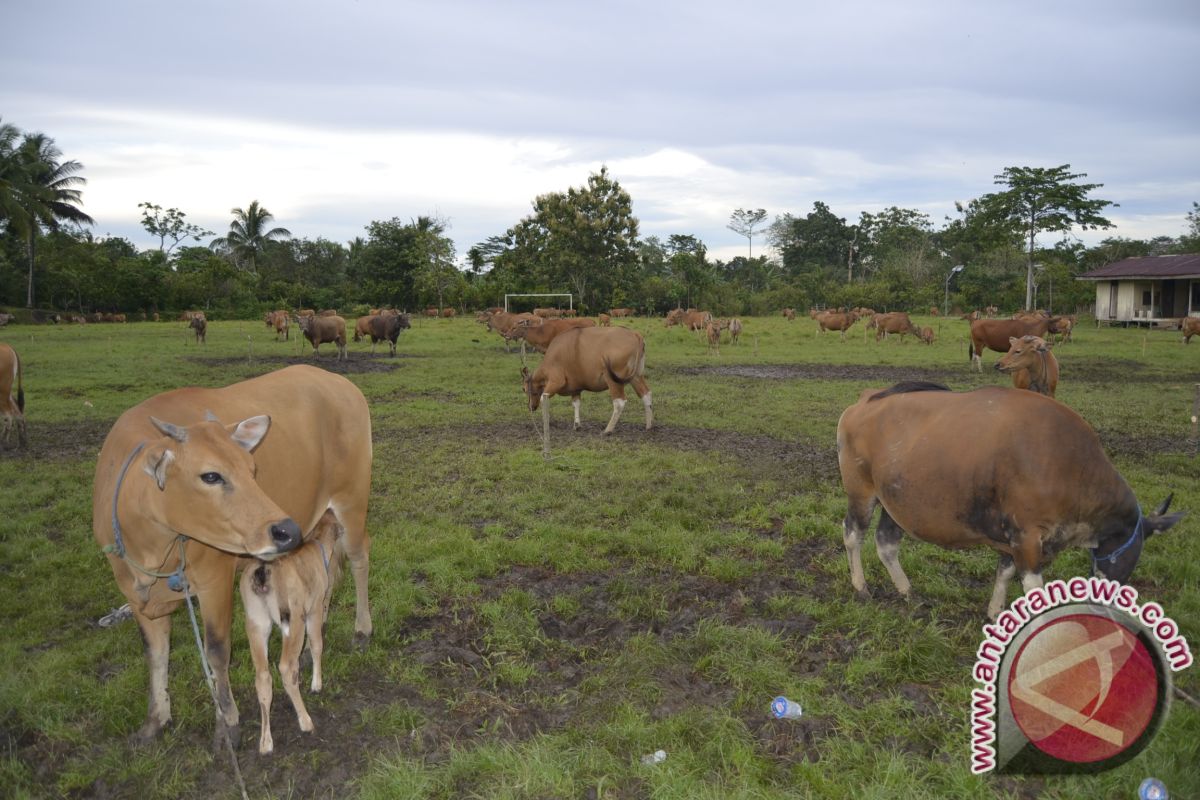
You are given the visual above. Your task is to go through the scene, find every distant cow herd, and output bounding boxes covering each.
[1,299,1194,761]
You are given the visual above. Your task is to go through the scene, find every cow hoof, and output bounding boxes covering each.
[573,423,582,432]
[353,631,372,652]
[854,588,872,601]
[131,718,169,746]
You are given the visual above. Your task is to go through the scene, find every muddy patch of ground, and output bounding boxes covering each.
[5,417,112,460]
[670,363,957,383]
[189,354,413,374]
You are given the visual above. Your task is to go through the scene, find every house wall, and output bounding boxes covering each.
[1093,279,1200,321]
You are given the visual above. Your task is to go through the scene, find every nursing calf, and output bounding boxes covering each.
[241,509,344,754]
[836,383,1183,619]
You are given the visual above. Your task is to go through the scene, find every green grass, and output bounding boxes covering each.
[0,314,1197,799]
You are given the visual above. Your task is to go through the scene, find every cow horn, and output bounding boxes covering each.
[149,416,188,442]
[1154,493,1174,516]
[204,410,220,423]
[521,366,529,378]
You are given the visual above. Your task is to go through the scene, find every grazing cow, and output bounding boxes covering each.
[1053,314,1076,344]
[424,308,439,318]
[508,317,596,353]
[816,310,859,340]
[533,308,562,319]
[442,307,456,318]
[366,312,411,356]
[353,315,378,343]
[995,335,1059,398]
[916,326,935,345]
[241,509,344,755]
[873,311,918,343]
[298,314,348,360]
[0,343,27,449]
[0,313,14,327]
[598,313,611,327]
[1181,317,1200,344]
[664,308,685,327]
[609,308,634,318]
[928,306,939,317]
[969,317,1062,371]
[684,309,712,333]
[728,318,743,345]
[189,315,207,344]
[92,365,374,741]
[836,382,1184,619]
[782,308,796,321]
[561,309,577,318]
[520,327,652,456]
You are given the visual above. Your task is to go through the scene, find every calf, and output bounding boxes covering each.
[353,315,378,343]
[0,343,27,449]
[366,312,411,356]
[995,335,1059,398]
[916,326,935,345]
[241,510,344,755]
[598,313,611,327]
[706,319,724,354]
[298,315,348,360]
[782,308,796,321]
[189,315,207,344]
[728,318,743,345]
[520,327,652,456]
[271,311,289,341]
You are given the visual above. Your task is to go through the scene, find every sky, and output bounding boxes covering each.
[3,0,1199,265]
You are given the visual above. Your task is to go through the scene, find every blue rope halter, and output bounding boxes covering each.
[1091,509,1144,577]
[102,440,188,591]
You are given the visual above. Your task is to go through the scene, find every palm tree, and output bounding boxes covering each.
[0,125,95,307]
[210,201,291,276]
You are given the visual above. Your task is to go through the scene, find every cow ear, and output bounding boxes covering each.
[1008,337,1018,346]
[150,416,188,442]
[521,366,530,379]
[142,445,175,491]
[229,415,271,452]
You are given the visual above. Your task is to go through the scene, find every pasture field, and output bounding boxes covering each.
[1,313,1198,799]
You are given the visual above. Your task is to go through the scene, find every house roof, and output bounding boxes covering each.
[1077,254,1200,280]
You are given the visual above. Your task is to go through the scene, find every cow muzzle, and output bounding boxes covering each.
[268,518,303,553]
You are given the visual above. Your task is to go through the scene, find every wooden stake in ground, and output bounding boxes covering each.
[246,336,253,365]
[1191,383,1200,457]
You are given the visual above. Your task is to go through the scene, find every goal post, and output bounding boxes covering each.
[503,293,574,313]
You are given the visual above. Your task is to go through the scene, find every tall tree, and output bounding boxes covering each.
[769,202,855,280]
[727,208,768,259]
[979,165,1116,310]
[210,200,291,276]
[0,123,95,307]
[139,202,213,256]
[411,215,460,311]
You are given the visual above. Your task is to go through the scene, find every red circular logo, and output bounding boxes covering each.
[1007,613,1158,763]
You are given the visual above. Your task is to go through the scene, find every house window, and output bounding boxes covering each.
[1142,290,1152,306]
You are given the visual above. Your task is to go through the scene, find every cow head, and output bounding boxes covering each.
[1092,495,1184,583]
[141,415,302,558]
[995,336,1050,374]
[520,366,545,411]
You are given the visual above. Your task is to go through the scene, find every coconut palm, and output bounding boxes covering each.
[0,123,95,307]
[210,201,291,276]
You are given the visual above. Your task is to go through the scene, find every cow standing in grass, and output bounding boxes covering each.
[836,381,1184,619]
[728,318,743,345]
[0,343,27,449]
[299,314,348,360]
[365,312,411,356]
[520,327,652,457]
[508,317,595,354]
[968,317,1062,371]
[190,315,207,344]
[995,335,1058,398]
[1181,317,1200,344]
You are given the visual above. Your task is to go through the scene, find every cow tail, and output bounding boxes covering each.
[604,340,644,387]
[14,352,23,413]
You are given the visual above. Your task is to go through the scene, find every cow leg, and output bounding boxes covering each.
[603,386,627,435]
[195,572,240,749]
[874,509,911,599]
[244,602,275,755]
[333,503,373,644]
[972,345,983,372]
[132,610,173,741]
[572,395,582,430]
[279,608,314,734]
[987,554,1017,620]
[630,378,653,430]
[307,606,326,693]
[541,394,552,457]
[842,498,876,599]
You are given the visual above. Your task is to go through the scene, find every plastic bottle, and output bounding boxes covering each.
[771,696,803,720]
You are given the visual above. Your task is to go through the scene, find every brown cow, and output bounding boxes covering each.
[598,313,611,327]
[995,335,1059,398]
[985,305,999,318]
[928,306,939,317]
[0,343,27,449]
[508,317,596,353]
[684,309,712,333]
[916,326,935,345]
[270,311,289,341]
[782,308,796,321]
[298,314,347,360]
[0,313,14,327]
[969,317,1062,371]
[353,315,378,343]
[424,308,439,318]
[609,308,634,318]
[366,312,411,356]
[836,382,1184,618]
[189,315,207,344]
[816,310,858,341]
[1181,317,1200,344]
[241,509,344,755]
[664,308,685,327]
[520,327,652,457]
[442,307,457,318]
[873,312,917,343]
[92,365,374,741]
[296,309,315,320]
[318,309,338,317]
[706,319,725,354]
[728,318,743,345]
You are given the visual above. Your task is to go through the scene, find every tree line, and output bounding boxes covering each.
[3,119,1198,319]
